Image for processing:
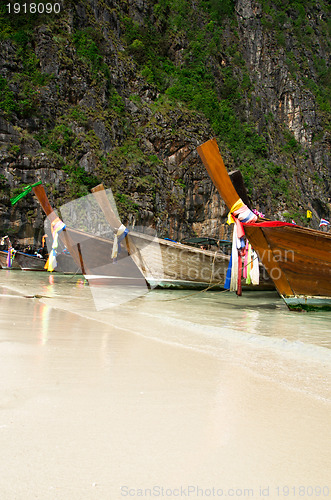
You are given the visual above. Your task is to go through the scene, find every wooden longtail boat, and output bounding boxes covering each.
[1,247,79,273]
[32,184,273,290]
[31,184,147,286]
[197,138,331,311]
[14,251,46,271]
[91,184,274,290]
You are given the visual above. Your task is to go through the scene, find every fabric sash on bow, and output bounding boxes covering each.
[112,224,129,260]
[1,236,15,268]
[44,217,66,272]
[243,242,259,286]
[7,246,16,268]
[226,198,259,293]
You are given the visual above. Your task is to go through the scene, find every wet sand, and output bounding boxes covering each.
[0,273,330,499]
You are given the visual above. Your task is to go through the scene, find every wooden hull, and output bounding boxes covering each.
[1,250,79,274]
[53,226,148,288]
[129,231,272,290]
[14,252,46,271]
[52,225,273,290]
[31,183,273,290]
[197,138,331,310]
[55,253,82,274]
[244,223,331,310]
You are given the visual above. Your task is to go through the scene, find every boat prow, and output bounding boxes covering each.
[197,138,331,311]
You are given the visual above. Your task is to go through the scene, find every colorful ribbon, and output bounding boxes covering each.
[6,246,16,268]
[44,217,66,272]
[112,224,129,260]
[226,199,260,293]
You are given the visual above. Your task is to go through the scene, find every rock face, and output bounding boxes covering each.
[0,0,329,245]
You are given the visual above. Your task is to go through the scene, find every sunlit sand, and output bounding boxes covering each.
[0,271,330,499]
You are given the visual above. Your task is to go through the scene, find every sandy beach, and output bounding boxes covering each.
[0,272,330,499]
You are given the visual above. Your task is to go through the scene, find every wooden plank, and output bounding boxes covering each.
[32,184,54,217]
[91,184,121,231]
[91,183,137,260]
[261,226,331,297]
[243,225,294,296]
[197,138,240,209]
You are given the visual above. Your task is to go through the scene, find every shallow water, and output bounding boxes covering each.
[1,269,330,348]
[0,270,330,499]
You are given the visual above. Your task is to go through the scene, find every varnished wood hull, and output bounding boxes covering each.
[244,223,331,310]
[197,138,331,310]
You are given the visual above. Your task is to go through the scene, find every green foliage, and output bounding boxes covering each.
[68,107,88,126]
[282,209,306,225]
[114,139,146,163]
[74,29,102,67]
[63,163,101,198]
[36,125,75,154]
[135,175,156,190]
[175,178,186,189]
[0,5,53,119]
[148,155,162,166]
[18,83,42,118]
[108,88,125,115]
[73,28,110,81]
[115,193,140,217]
[128,39,147,64]
[259,0,330,115]
[201,0,235,22]
[120,0,268,160]
[9,144,20,155]
[282,130,301,153]
[12,29,30,46]
[239,158,292,202]
[0,76,18,115]
[164,55,267,158]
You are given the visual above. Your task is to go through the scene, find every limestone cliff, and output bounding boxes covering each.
[0,0,329,245]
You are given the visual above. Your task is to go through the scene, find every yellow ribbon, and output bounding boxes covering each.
[227,198,244,225]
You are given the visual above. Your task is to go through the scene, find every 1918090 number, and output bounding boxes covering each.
[7,3,61,14]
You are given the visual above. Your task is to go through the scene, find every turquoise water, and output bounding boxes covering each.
[1,269,330,350]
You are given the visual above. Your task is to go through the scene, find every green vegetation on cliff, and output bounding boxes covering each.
[0,0,330,234]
